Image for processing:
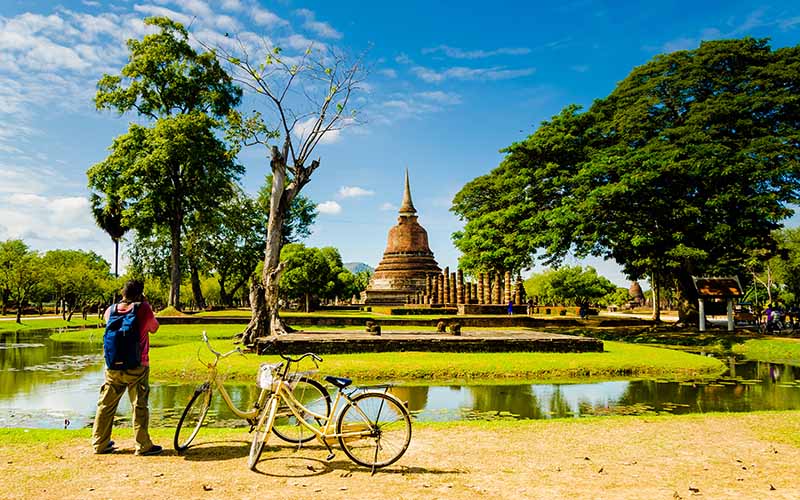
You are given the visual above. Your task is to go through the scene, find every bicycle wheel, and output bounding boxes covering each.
[174,384,212,452]
[337,392,412,469]
[272,377,331,444]
[248,395,278,471]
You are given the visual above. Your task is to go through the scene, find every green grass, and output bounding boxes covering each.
[0,317,103,333]
[51,324,243,347]
[147,338,725,384]
[732,338,800,363]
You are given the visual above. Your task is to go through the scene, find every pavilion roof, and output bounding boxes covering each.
[692,276,743,298]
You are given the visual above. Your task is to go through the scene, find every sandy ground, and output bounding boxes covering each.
[3,413,800,500]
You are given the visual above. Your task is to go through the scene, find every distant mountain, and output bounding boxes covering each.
[344,262,373,274]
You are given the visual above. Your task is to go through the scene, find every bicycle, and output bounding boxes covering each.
[248,344,412,473]
[173,332,330,452]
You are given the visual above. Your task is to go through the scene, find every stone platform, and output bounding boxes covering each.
[255,329,603,355]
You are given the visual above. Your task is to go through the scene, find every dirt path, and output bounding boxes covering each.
[3,413,800,499]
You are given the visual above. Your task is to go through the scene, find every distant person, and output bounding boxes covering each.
[507,300,514,315]
[92,279,162,456]
[764,304,775,333]
[526,299,533,316]
[579,302,589,320]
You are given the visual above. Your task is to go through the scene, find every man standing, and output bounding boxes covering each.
[92,279,162,456]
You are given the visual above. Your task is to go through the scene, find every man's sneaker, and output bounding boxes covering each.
[96,440,115,454]
[137,445,163,456]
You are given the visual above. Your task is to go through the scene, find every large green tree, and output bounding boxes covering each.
[87,17,242,309]
[453,38,800,323]
[41,249,112,320]
[0,240,44,323]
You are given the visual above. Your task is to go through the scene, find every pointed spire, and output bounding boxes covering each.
[399,168,417,216]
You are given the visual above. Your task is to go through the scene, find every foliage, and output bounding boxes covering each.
[599,287,633,308]
[40,249,114,320]
[764,228,800,306]
[453,38,800,322]
[0,240,44,321]
[88,16,242,309]
[524,266,615,306]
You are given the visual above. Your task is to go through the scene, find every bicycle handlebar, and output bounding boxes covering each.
[201,330,245,361]
[263,337,323,365]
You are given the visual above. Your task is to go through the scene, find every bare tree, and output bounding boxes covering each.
[213,40,366,344]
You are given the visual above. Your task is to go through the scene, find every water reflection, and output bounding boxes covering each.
[3,330,800,429]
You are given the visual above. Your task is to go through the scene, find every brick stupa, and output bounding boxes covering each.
[361,171,441,305]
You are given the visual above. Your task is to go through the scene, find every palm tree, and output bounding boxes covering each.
[90,193,128,277]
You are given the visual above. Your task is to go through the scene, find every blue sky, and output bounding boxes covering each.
[1,0,799,287]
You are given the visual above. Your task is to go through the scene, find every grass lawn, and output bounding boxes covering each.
[732,337,800,363]
[0,317,103,333]
[51,324,725,383]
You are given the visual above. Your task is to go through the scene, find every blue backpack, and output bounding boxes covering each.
[103,303,141,370]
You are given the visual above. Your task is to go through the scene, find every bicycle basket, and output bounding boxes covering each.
[257,362,282,390]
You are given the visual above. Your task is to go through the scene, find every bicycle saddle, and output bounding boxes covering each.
[324,375,352,389]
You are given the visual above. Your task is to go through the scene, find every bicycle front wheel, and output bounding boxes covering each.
[337,392,412,469]
[272,377,331,444]
[249,395,278,471]
[174,384,212,452]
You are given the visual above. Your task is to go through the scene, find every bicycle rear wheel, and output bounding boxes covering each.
[174,384,212,452]
[249,395,278,471]
[272,377,331,444]
[337,392,411,469]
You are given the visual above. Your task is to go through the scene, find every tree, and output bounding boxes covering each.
[278,244,332,312]
[256,175,318,245]
[453,38,800,324]
[523,266,615,306]
[216,39,366,342]
[87,17,242,309]
[90,192,128,277]
[0,240,44,323]
[41,249,112,320]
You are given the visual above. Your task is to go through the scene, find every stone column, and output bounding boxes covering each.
[477,273,485,305]
[444,267,450,304]
[426,274,432,299]
[493,272,502,304]
[515,278,523,305]
[456,270,464,304]
[504,271,512,304]
[438,273,445,304]
[464,280,471,304]
[472,283,478,304]
[450,272,456,305]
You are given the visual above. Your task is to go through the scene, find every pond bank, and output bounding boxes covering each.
[2,412,799,499]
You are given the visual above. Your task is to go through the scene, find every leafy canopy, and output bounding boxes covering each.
[453,38,800,315]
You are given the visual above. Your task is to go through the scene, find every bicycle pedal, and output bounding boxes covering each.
[326,452,335,461]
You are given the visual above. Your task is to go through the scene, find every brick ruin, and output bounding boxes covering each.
[361,170,525,308]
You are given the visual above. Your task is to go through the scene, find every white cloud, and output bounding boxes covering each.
[317,201,342,215]
[252,6,287,28]
[294,8,342,40]
[395,53,412,65]
[416,91,461,105]
[412,65,535,83]
[422,45,531,59]
[338,186,374,198]
[380,202,397,211]
[220,0,244,11]
[0,194,95,244]
[379,68,397,78]
[570,64,590,73]
[293,116,345,145]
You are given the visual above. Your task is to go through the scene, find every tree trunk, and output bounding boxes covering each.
[15,301,21,324]
[242,277,268,345]
[651,273,661,322]
[190,262,206,310]
[242,145,297,344]
[114,239,120,278]
[169,218,182,309]
[219,275,230,307]
[305,292,310,313]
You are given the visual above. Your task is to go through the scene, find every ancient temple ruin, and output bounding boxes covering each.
[361,171,442,305]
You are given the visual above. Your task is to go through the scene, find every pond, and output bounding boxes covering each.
[2,330,800,429]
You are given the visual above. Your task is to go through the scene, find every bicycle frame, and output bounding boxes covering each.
[197,338,270,422]
[270,378,374,443]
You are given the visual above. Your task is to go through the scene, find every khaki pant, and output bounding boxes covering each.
[91,365,154,453]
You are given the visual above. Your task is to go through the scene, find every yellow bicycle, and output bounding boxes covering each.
[173,332,330,452]
[249,346,412,473]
